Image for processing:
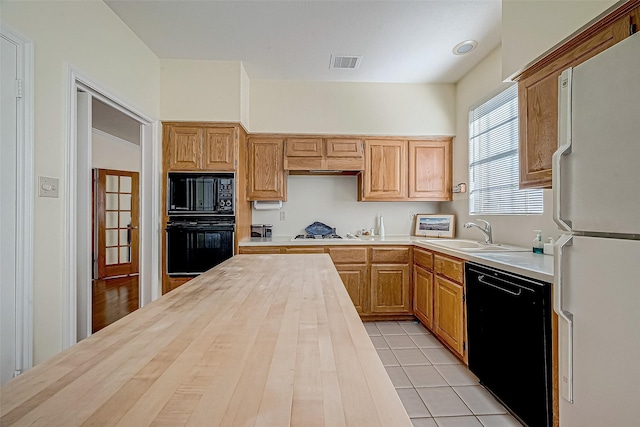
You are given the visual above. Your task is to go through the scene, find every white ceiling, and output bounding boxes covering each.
[105,0,501,84]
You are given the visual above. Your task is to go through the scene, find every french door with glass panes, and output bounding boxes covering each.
[92,169,139,332]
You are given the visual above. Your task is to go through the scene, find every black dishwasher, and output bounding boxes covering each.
[465,262,552,427]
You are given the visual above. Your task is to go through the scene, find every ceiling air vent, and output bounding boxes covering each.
[329,55,362,70]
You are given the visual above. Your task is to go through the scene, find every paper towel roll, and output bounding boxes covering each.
[253,200,283,210]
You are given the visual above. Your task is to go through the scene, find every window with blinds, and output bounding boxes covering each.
[468,84,543,215]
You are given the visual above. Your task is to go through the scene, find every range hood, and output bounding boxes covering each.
[284,137,364,174]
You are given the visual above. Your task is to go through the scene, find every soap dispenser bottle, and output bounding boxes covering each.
[533,230,544,254]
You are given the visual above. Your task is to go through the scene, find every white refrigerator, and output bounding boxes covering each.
[553,32,640,426]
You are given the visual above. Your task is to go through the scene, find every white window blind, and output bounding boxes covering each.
[468,85,543,215]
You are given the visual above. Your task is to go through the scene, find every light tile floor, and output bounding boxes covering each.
[366,321,523,427]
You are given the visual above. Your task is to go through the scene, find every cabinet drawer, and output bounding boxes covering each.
[285,138,323,157]
[413,247,433,270]
[238,247,282,254]
[326,138,364,158]
[327,247,367,264]
[434,254,464,283]
[370,247,410,264]
[284,247,325,254]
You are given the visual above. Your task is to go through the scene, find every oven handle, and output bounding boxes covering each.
[166,224,235,232]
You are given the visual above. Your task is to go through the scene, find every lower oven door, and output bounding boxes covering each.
[166,223,234,275]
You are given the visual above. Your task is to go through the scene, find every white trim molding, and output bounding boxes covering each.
[1,24,35,375]
[64,66,159,348]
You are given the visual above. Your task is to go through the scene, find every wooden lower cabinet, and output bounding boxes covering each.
[433,276,465,358]
[413,265,434,329]
[165,276,194,293]
[370,264,410,314]
[335,264,368,314]
[239,245,413,318]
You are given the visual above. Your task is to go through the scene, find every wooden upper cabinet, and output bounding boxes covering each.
[360,139,407,200]
[326,138,364,158]
[285,138,323,157]
[517,1,640,188]
[166,126,201,170]
[284,137,364,171]
[202,128,235,170]
[247,137,287,201]
[408,139,452,201]
[164,124,236,171]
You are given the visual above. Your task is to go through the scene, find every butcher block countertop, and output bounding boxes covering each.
[0,254,411,427]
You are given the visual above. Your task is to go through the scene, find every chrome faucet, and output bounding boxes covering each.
[464,219,493,244]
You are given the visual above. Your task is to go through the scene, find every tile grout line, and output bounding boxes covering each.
[370,321,521,427]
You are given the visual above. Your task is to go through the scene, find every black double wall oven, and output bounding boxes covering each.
[166,172,235,276]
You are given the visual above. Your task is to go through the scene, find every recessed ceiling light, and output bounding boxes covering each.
[452,40,478,55]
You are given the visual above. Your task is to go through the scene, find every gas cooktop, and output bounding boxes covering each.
[292,234,343,240]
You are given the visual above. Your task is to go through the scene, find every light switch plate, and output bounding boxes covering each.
[39,176,59,198]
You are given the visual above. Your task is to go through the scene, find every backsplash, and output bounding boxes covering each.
[251,175,440,236]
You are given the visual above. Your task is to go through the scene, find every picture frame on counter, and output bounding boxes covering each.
[414,214,455,238]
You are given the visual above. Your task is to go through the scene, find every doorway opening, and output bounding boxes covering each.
[1,25,33,384]
[66,70,158,347]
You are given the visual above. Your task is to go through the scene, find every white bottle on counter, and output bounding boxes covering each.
[379,215,385,238]
[544,237,555,255]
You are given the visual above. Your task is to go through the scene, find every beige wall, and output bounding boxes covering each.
[251,176,440,237]
[249,80,455,135]
[502,0,616,80]
[1,1,160,364]
[447,46,558,248]
[160,59,243,122]
[92,130,141,172]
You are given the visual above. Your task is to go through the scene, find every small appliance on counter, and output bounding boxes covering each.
[251,224,273,238]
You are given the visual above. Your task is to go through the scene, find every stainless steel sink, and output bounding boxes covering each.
[420,239,528,253]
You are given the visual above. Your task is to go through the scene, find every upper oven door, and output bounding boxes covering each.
[167,172,234,216]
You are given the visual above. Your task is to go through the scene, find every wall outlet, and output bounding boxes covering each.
[38,176,59,198]
[280,211,286,221]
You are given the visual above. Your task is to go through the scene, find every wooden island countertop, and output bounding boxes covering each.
[1,254,411,427]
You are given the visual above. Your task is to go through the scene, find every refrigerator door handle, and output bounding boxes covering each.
[554,233,574,403]
[553,68,573,232]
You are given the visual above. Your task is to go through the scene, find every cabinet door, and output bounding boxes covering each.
[166,126,201,170]
[408,139,452,200]
[202,128,235,170]
[361,139,407,200]
[335,264,368,314]
[370,264,410,314]
[518,24,623,189]
[164,276,193,294]
[413,265,433,329]
[434,276,464,357]
[247,138,286,201]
